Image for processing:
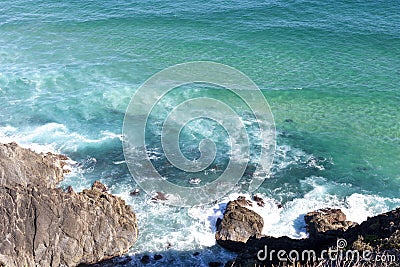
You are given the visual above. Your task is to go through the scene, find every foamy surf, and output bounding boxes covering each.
[102,185,400,267]
[0,123,122,153]
[3,122,398,267]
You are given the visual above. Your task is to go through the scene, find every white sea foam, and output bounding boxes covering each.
[0,123,121,153]
[2,123,398,267]
[272,143,328,173]
[187,176,400,244]
[343,193,400,223]
[0,124,58,153]
[102,140,399,267]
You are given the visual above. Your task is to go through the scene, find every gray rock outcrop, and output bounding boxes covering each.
[0,142,138,267]
[0,142,68,188]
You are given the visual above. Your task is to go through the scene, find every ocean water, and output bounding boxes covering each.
[1,0,400,266]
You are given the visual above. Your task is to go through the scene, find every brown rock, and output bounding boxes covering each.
[304,208,357,238]
[66,185,74,194]
[92,180,108,192]
[236,196,252,207]
[215,200,263,251]
[0,142,139,267]
[0,183,138,267]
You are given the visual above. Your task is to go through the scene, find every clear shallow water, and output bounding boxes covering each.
[1,0,400,266]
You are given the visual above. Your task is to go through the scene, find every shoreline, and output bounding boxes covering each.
[1,141,399,266]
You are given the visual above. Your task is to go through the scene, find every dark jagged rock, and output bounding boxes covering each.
[222,207,400,266]
[140,255,150,264]
[304,208,357,239]
[229,235,338,267]
[66,185,74,194]
[252,195,265,207]
[129,189,140,196]
[151,191,168,201]
[215,200,263,252]
[344,207,400,249]
[236,196,252,207]
[0,142,138,267]
[92,180,108,192]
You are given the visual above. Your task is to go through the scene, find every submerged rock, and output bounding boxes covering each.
[140,255,150,264]
[153,254,162,261]
[0,142,138,267]
[151,191,168,201]
[215,200,263,252]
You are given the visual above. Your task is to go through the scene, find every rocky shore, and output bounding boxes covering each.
[217,196,400,267]
[1,142,399,267]
[0,142,138,267]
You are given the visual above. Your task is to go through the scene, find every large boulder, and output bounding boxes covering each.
[215,198,264,252]
[0,142,138,267]
[304,208,357,238]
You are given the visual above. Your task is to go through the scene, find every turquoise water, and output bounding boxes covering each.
[1,0,400,266]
